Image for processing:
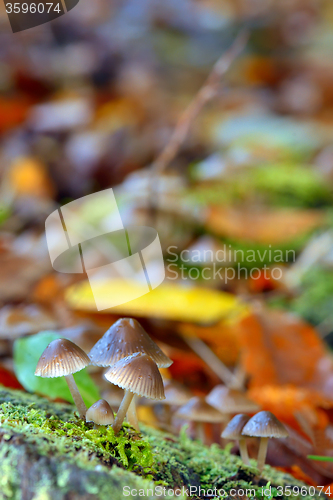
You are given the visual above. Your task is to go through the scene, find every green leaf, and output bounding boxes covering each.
[13,331,100,407]
[308,455,333,462]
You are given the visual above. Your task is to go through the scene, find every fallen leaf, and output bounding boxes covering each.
[65,280,249,324]
[240,308,333,399]
[178,319,243,366]
[0,365,23,390]
[205,206,325,244]
[8,157,55,198]
[0,96,31,133]
[0,304,57,340]
[249,384,330,434]
[275,465,317,486]
[0,252,47,302]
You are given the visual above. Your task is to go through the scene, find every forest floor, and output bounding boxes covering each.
[0,387,326,500]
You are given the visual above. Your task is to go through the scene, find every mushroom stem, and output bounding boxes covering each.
[65,374,87,419]
[164,404,172,426]
[238,438,249,465]
[257,437,269,472]
[113,390,134,434]
[196,422,206,444]
[126,397,140,431]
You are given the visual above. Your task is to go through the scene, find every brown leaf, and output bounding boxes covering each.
[240,308,333,398]
[205,206,325,244]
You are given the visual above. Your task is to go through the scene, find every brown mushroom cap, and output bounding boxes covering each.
[222,414,250,439]
[161,379,192,406]
[104,352,165,400]
[35,338,90,378]
[174,396,225,423]
[206,385,259,414]
[88,318,172,368]
[86,399,114,425]
[242,411,289,438]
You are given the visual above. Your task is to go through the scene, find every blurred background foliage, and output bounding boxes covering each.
[1,0,333,484]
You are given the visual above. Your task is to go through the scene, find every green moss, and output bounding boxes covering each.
[0,399,154,473]
[269,266,333,326]
[0,387,327,500]
[188,164,333,209]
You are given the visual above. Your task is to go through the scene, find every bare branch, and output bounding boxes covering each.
[150,30,249,177]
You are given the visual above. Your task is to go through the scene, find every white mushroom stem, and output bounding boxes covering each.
[65,374,87,419]
[257,437,269,472]
[113,390,134,434]
[126,397,140,431]
[238,438,249,465]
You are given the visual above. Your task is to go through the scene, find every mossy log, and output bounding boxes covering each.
[0,388,326,500]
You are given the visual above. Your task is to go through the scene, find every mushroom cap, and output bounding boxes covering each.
[174,396,225,423]
[86,399,114,425]
[206,385,259,414]
[221,414,250,439]
[160,379,192,406]
[104,352,165,400]
[35,338,90,378]
[88,318,172,368]
[242,411,289,438]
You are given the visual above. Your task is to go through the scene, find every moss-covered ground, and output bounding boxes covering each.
[0,387,326,500]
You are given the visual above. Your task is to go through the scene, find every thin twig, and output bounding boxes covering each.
[181,334,241,389]
[150,30,249,178]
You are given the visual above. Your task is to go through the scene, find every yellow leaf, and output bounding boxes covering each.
[65,279,249,324]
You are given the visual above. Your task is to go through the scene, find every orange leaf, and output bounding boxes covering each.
[249,385,330,434]
[240,308,333,398]
[275,465,317,487]
[8,157,55,198]
[178,320,242,365]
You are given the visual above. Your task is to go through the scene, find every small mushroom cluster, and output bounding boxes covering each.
[35,318,172,434]
[222,411,289,473]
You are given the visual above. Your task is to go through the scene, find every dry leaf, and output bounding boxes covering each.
[205,206,325,244]
[240,308,333,399]
[178,319,243,366]
[0,304,57,339]
[248,384,330,434]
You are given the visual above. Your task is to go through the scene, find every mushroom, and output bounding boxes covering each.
[104,352,165,434]
[86,399,114,429]
[206,385,259,420]
[89,318,172,430]
[242,411,289,472]
[174,397,225,444]
[88,318,173,368]
[35,338,90,419]
[221,414,250,465]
